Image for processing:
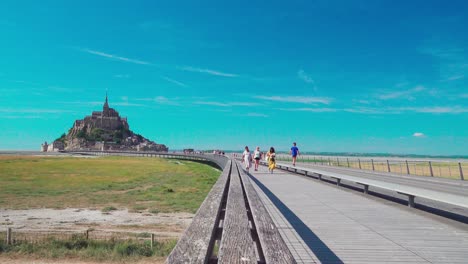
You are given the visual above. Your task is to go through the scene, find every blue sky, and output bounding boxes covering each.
[0,0,467,155]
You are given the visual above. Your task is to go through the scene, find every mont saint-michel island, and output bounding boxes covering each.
[41,94,168,152]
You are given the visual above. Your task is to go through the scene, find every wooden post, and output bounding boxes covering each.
[85,229,89,240]
[459,162,465,180]
[387,160,391,172]
[358,159,361,169]
[406,160,410,174]
[371,159,375,171]
[151,233,155,249]
[7,227,12,245]
[429,161,434,177]
[347,158,350,168]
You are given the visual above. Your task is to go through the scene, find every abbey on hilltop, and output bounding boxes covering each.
[42,94,168,152]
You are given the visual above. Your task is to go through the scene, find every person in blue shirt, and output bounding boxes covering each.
[290,142,299,166]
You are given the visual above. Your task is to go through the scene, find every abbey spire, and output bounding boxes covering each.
[103,91,109,114]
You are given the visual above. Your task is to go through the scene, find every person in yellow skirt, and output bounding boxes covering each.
[267,147,276,173]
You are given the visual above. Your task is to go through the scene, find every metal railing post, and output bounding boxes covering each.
[429,161,434,177]
[347,158,350,168]
[387,160,391,172]
[406,160,410,174]
[337,158,340,166]
[358,159,361,169]
[459,162,465,180]
[371,159,375,171]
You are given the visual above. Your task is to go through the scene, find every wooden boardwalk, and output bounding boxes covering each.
[248,165,468,264]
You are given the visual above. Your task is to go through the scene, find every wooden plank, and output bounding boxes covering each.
[237,161,297,264]
[166,160,232,263]
[218,162,257,263]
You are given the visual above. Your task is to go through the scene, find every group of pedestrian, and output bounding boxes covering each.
[242,142,299,174]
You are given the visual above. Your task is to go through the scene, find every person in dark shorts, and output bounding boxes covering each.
[290,142,299,166]
[253,146,261,171]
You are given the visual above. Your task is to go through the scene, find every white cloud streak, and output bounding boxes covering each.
[194,101,260,107]
[247,113,269,117]
[278,108,337,112]
[181,66,238,77]
[0,108,73,114]
[413,132,425,137]
[136,96,181,106]
[114,74,131,78]
[378,85,425,100]
[276,106,468,114]
[447,75,465,81]
[297,69,315,84]
[82,49,151,65]
[162,76,187,87]
[255,96,332,105]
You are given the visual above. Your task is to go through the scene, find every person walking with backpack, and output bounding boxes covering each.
[290,142,300,166]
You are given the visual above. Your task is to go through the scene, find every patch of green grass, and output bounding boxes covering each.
[0,156,221,213]
[149,209,160,214]
[102,206,118,212]
[0,235,176,261]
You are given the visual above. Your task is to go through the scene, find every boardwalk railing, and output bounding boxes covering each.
[272,154,466,180]
[167,159,296,264]
[272,162,468,209]
[64,151,228,169]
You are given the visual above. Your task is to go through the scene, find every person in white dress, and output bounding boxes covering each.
[242,146,252,171]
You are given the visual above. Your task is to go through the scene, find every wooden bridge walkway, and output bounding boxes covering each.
[249,164,468,263]
[66,151,468,263]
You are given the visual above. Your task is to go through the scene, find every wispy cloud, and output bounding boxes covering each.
[274,105,468,115]
[278,107,337,112]
[0,115,47,119]
[162,76,187,87]
[194,101,260,107]
[111,102,146,107]
[114,74,131,78]
[420,46,467,82]
[137,96,181,106]
[297,69,315,85]
[246,113,268,117]
[194,101,229,107]
[181,66,238,77]
[61,101,103,107]
[346,106,468,114]
[395,106,468,114]
[446,74,465,81]
[378,85,425,100]
[255,96,332,105]
[0,108,73,114]
[413,132,425,138]
[82,48,151,65]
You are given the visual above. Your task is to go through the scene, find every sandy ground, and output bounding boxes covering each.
[0,208,192,263]
[0,208,193,238]
[0,256,165,264]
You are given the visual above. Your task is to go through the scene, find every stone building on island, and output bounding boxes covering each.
[41,94,168,152]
